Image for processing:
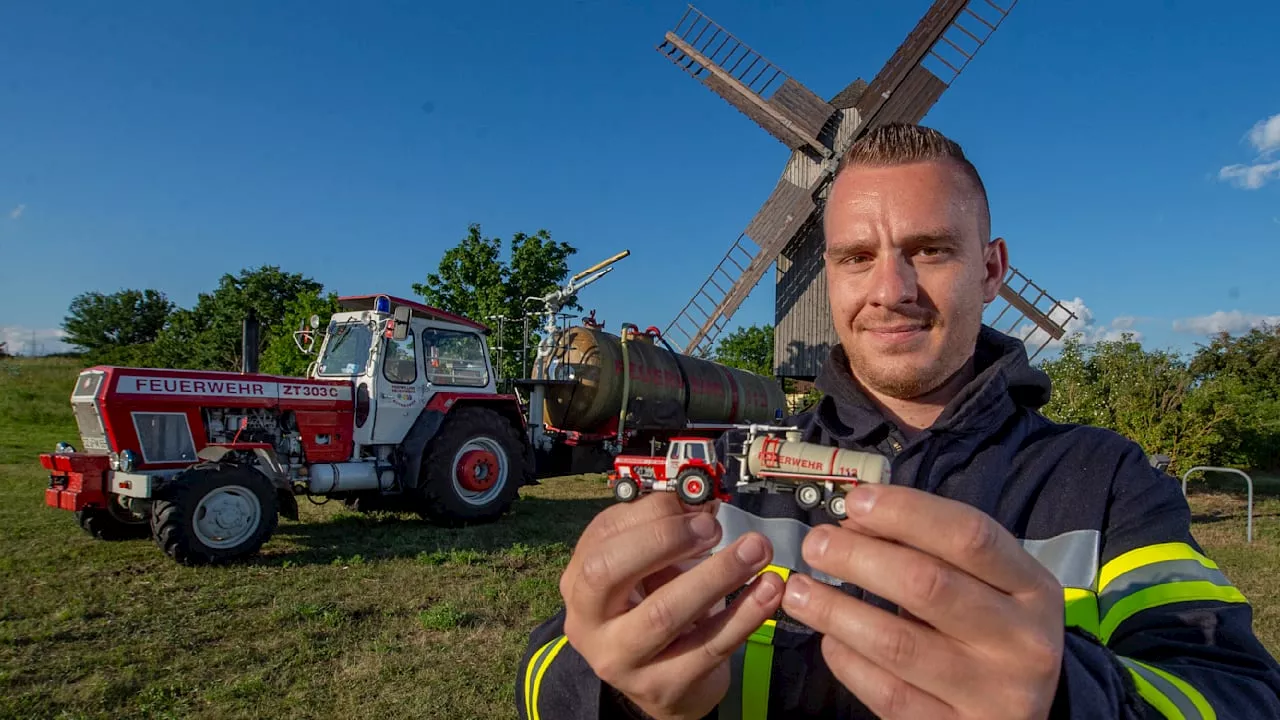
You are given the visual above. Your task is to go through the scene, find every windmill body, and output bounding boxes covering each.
[656,0,1076,381]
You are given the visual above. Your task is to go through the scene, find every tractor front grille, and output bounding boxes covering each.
[72,401,109,453]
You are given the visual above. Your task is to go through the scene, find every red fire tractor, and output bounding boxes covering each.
[608,425,891,520]
[607,437,730,506]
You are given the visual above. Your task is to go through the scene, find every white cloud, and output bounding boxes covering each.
[1219,161,1280,190]
[0,327,73,356]
[1013,298,1141,354]
[1249,113,1280,155]
[1172,310,1280,336]
[8,204,24,220]
[1218,112,1280,190]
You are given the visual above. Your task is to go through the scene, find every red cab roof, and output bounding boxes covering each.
[337,295,489,332]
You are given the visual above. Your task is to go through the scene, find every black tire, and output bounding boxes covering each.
[827,492,848,521]
[416,406,526,526]
[149,463,279,566]
[675,468,714,505]
[613,478,639,503]
[76,498,150,541]
[794,482,822,511]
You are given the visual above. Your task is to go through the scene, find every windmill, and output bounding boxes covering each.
[655,0,1077,380]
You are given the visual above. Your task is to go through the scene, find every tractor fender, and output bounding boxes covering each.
[194,444,298,521]
[399,395,535,490]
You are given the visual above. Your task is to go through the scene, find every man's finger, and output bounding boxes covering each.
[820,635,956,720]
[799,524,1016,643]
[611,533,775,663]
[658,569,786,672]
[580,492,712,548]
[781,573,974,705]
[838,484,1051,596]
[571,511,724,623]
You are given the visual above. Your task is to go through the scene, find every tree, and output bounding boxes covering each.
[259,290,344,377]
[150,266,323,371]
[1039,333,1235,474]
[1187,324,1280,470]
[713,324,775,377]
[412,224,578,381]
[61,289,174,359]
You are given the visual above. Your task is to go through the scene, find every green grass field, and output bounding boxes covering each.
[1,356,1277,719]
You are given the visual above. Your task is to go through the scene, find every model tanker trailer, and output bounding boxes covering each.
[608,424,890,520]
[37,251,789,565]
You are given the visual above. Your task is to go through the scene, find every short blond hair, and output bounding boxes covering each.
[835,122,990,238]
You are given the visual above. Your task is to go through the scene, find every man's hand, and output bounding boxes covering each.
[780,483,1064,720]
[560,491,785,720]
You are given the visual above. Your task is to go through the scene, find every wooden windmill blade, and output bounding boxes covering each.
[657,1,1025,360]
[985,266,1079,361]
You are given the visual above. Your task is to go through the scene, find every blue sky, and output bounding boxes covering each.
[2,0,1277,361]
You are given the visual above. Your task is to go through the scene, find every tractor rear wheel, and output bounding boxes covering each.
[150,463,279,566]
[76,496,150,541]
[416,406,526,526]
[675,468,714,505]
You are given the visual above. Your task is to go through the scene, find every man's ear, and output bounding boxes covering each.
[982,237,1009,303]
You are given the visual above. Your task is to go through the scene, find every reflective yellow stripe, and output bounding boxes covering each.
[527,635,569,720]
[1100,542,1218,592]
[1063,587,1100,635]
[757,563,791,582]
[1122,657,1217,720]
[743,619,776,720]
[523,636,558,717]
[1126,664,1189,720]
[1100,581,1248,644]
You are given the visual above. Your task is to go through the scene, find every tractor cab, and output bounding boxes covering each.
[301,295,496,449]
[664,437,716,478]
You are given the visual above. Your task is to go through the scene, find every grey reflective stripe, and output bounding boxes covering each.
[711,503,843,586]
[1019,529,1100,589]
[1120,658,1206,720]
[717,644,746,720]
[1099,559,1233,619]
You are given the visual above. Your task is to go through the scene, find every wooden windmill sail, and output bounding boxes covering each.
[656,0,1076,378]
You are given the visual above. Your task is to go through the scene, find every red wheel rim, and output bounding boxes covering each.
[456,449,500,492]
[685,478,703,496]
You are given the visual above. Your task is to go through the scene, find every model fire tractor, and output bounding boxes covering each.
[609,424,890,520]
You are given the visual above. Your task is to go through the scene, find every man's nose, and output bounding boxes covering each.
[868,254,917,307]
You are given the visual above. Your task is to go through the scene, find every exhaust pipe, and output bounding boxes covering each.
[242,308,260,374]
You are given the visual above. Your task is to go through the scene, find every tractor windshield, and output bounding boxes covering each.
[317,321,374,376]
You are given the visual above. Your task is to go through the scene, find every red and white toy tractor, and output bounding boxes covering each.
[608,424,890,520]
[608,437,729,506]
[40,294,535,565]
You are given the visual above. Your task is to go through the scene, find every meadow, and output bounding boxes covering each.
[1,357,1276,719]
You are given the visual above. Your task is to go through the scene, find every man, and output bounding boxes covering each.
[515,123,1280,719]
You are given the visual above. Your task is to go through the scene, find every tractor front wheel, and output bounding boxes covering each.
[613,478,639,503]
[417,406,526,526]
[150,463,279,566]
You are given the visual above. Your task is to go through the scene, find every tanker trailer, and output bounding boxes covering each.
[531,323,787,467]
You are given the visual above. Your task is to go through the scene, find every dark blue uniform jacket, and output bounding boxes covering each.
[516,326,1280,719]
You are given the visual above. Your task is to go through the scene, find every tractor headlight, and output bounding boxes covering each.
[119,449,137,473]
[55,442,76,454]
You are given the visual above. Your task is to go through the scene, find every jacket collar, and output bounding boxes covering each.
[810,325,1052,445]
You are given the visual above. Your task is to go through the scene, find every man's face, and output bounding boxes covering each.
[823,159,1007,399]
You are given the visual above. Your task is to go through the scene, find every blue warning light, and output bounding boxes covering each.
[374,295,391,314]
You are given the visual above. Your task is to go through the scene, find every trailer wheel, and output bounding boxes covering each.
[76,497,150,541]
[675,468,714,505]
[150,463,279,566]
[613,478,639,502]
[794,483,822,511]
[417,406,525,526]
[827,492,848,521]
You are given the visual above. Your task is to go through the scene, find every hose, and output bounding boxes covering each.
[617,323,638,447]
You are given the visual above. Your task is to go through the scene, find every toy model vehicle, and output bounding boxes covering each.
[608,424,890,520]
